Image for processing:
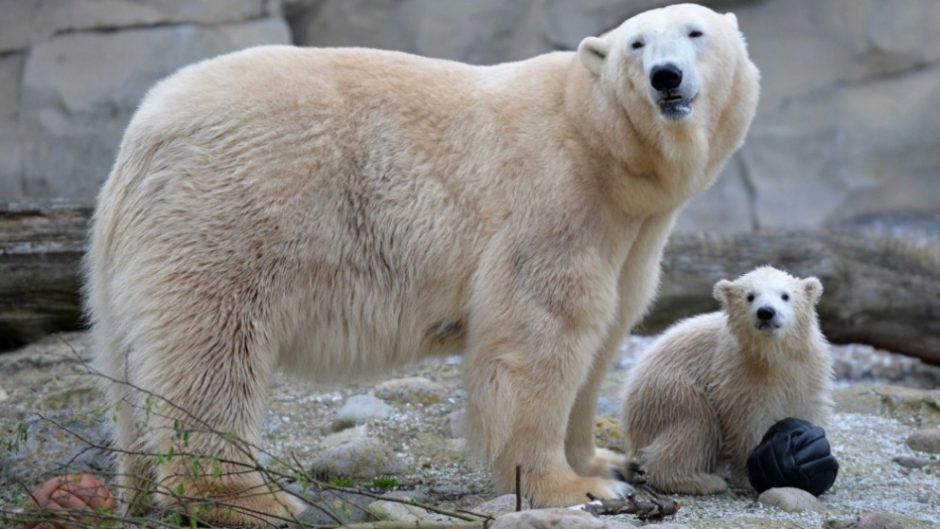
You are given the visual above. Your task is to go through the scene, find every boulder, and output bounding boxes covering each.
[905,428,940,454]
[309,438,404,479]
[333,394,393,430]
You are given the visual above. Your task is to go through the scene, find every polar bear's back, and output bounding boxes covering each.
[88,46,575,378]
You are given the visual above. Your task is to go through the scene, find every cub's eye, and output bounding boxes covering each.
[782,293,790,301]
[689,30,704,38]
[631,40,645,50]
[746,293,755,302]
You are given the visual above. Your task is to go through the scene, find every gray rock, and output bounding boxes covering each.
[381,489,431,503]
[333,394,393,430]
[854,512,906,529]
[905,428,940,454]
[0,385,7,403]
[374,377,447,405]
[310,438,404,479]
[758,487,824,513]
[474,494,530,515]
[893,456,930,469]
[366,500,435,522]
[19,17,290,199]
[320,425,369,450]
[293,490,374,526]
[0,414,112,483]
[490,508,638,529]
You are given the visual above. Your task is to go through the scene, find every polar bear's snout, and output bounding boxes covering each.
[647,53,699,121]
[755,305,780,331]
[650,63,683,91]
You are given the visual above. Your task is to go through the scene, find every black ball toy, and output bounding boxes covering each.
[747,417,838,497]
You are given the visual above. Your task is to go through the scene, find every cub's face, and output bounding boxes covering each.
[578,3,745,122]
[714,267,823,338]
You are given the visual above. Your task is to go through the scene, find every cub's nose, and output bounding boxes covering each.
[756,306,776,321]
[650,64,683,91]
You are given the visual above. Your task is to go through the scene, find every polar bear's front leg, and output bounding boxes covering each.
[463,239,628,506]
[565,321,629,478]
[566,211,679,479]
[464,331,631,506]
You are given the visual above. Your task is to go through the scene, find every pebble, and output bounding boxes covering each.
[758,487,825,513]
[0,385,7,402]
[473,493,530,515]
[374,377,447,404]
[905,428,940,453]
[333,394,393,430]
[854,512,906,529]
[309,438,404,479]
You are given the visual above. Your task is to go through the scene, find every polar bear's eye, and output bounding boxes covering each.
[782,293,790,301]
[746,293,755,302]
[689,30,704,38]
[631,40,645,50]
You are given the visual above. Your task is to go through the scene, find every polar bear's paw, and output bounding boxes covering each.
[530,471,633,507]
[583,447,629,479]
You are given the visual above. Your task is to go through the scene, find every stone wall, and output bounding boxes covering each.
[1,0,937,234]
[0,0,290,198]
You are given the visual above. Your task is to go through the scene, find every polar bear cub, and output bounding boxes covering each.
[621,266,833,494]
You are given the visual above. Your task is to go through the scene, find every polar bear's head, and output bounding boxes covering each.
[713,266,823,339]
[578,3,753,123]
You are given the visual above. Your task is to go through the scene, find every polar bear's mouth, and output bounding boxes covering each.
[658,94,695,121]
[756,321,781,332]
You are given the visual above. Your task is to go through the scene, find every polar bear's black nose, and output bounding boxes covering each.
[757,306,776,321]
[650,64,683,91]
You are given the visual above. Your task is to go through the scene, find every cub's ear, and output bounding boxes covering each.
[803,276,823,304]
[578,36,609,76]
[713,279,735,306]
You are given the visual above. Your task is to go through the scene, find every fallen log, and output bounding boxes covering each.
[646,231,940,365]
[0,200,90,349]
[1,201,938,364]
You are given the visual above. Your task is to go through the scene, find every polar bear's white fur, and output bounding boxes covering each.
[86,3,758,524]
[621,267,833,494]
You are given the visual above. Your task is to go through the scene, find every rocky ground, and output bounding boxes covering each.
[1,332,939,528]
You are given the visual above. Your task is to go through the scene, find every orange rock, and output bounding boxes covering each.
[25,474,116,529]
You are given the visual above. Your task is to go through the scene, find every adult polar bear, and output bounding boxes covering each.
[87,3,758,524]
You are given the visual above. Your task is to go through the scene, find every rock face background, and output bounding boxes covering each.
[1,0,938,234]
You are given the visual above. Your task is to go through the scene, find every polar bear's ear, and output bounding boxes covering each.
[803,277,823,304]
[713,279,735,306]
[724,12,739,29]
[578,36,609,76]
